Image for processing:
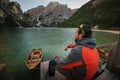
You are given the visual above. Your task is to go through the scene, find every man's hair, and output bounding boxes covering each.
[78,24,92,38]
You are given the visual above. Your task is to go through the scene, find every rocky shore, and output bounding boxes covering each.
[92,29,120,34]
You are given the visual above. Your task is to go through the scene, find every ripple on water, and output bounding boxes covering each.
[0,28,118,80]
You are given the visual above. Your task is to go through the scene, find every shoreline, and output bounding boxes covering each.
[92,29,120,34]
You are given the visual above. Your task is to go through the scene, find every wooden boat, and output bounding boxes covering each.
[26,49,42,70]
[96,43,115,61]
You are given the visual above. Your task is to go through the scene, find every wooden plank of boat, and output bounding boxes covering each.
[26,48,42,70]
[40,60,68,80]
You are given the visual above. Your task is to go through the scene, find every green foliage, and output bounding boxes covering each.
[0,17,4,23]
[93,0,120,29]
[41,23,49,27]
[4,16,19,27]
[18,20,32,27]
[59,0,120,29]
[58,1,94,27]
[49,21,58,27]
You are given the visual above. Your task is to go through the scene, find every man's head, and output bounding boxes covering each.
[75,24,92,41]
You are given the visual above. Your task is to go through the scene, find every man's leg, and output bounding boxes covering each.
[48,59,57,77]
[48,56,61,77]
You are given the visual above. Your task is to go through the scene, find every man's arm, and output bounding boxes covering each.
[58,46,83,69]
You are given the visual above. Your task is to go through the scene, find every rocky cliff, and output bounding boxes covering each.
[0,0,31,27]
[59,0,120,29]
[24,2,77,27]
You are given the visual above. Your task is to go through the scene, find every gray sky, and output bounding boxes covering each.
[10,0,90,12]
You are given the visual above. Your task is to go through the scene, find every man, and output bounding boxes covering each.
[48,24,100,80]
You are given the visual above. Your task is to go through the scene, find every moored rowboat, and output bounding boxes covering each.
[26,49,42,70]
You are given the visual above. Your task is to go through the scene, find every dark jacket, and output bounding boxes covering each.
[56,37,100,80]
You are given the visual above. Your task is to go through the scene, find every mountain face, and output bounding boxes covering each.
[59,0,120,29]
[23,6,45,23]
[0,0,31,27]
[24,2,77,27]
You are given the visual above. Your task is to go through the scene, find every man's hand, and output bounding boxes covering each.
[64,46,68,51]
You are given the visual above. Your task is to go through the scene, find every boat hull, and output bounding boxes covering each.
[26,49,42,70]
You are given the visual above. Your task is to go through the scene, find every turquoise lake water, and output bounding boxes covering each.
[0,27,118,80]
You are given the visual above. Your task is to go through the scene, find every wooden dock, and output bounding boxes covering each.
[95,69,119,80]
[95,34,120,80]
[40,60,68,80]
[40,42,120,80]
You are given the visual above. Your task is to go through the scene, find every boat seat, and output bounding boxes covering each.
[27,60,31,62]
[27,58,39,63]
[31,59,39,61]
[33,55,40,57]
